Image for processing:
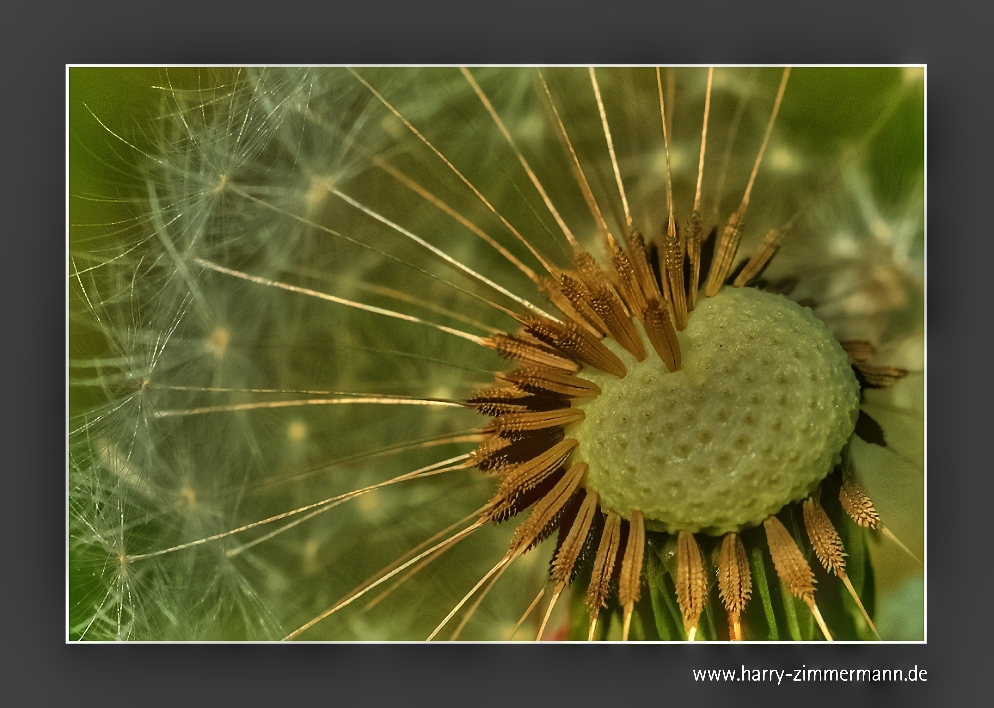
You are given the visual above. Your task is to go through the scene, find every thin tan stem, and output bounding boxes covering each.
[536,586,564,640]
[538,71,616,249]
[694,67,713,213]
[589,67,632,230]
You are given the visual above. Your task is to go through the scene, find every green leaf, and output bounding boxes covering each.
[646,538,684,640]
[748,542,779,640]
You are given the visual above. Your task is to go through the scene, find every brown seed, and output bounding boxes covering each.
[676,531,707,634]
[586,511,623,618]
[717,533,751,640]
[802,496,846,575]
[839,472,880,529]
[510,463,587,553]
[763,515,815,602]
[551,490,600,587]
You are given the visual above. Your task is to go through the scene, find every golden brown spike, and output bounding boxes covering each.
[643,300,681,372]
[510,463,587,553]
[653,207,686,328]
[802,497,846,576]
[802,497,878,637]
[537,270,598,334]
[468,434,512,470]
[557,273,609,337]
[764,515,832,641]
[843,470,919,567]
[490,333,580,373]
[839,474,880,529]
[499,367,601,398]
[589,290,646,361]
[553,323,628,378]
[687,211,704,311]
[488,438,578,516]
[551,490,599,586]
[676,531,707,638]
[586,511,622,640]
[610,246,649,316]
[543,286,603,339]
[573,248,608,294]
[471,401,529,417]
[704,208,745,297]
[624,231,664,305]
[619,510,645,641]
[655,68,689,331]
[468,387,531,416]
[572,250,608,291]
[487,408,584,434]
[664,234,689,331]
[733,228,781,287]
[571,252,640,338]
[572,252,643,354]
[717,533,751,641]
[763,516,815,602]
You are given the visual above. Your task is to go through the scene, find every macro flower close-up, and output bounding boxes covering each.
[69,66,924,642]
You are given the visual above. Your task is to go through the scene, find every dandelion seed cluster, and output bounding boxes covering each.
[69,67,924,641]
[572,286,860,535]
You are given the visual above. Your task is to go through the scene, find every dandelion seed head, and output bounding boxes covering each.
[71,66,924,641]
[572,287,859,534]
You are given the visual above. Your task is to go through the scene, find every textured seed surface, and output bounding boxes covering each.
[571,287,859,534]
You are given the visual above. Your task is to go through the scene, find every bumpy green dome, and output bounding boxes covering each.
[571,287,860,535]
